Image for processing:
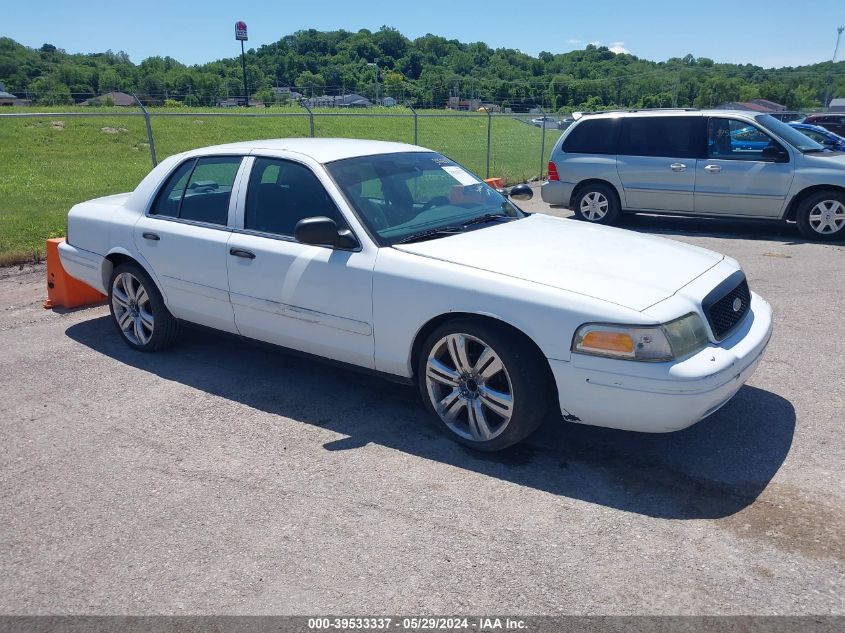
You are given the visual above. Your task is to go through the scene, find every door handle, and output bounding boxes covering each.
[142,232,160,241]
[229,247,256,260]
[670,163,687,172]
[704,164,722,173]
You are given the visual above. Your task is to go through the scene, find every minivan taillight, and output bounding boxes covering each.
[547,161,559,181]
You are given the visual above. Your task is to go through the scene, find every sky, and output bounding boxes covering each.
[4,0,844,68]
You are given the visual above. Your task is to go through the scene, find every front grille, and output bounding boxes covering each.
[705,276,751,340]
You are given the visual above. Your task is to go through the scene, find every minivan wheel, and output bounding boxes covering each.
[796,190,845,240]
[417,319,550,452]
[573,184,620,225]
[108,262,179,351]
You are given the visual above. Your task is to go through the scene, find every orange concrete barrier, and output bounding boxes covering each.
[484,177,505,189]
[43,238,106,309]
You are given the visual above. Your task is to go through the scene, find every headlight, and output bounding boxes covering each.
[572,313,709,362]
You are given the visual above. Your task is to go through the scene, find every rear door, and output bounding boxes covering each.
[134,155,245,332]
[694,117,793,217]
[616,116,703,212]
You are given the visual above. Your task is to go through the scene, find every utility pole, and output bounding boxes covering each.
[824,26,844,109]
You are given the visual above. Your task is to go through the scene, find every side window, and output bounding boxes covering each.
[180,156,242,225]
[708,119,782,161]
[562,118,621,154]
[151,159,195,217]
[245,158,340,236]
[618,117,702,158]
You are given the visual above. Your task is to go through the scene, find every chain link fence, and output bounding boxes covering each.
[0,105,563,260]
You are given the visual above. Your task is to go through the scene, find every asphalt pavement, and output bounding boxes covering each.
[1,190,843,615]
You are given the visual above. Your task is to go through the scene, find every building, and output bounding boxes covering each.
[304,94,372,108]
[380,96,397,107]
[829,98,845,113]
[80,91,137,107]
[716,99,786,113]
[217,98,265,108]
[271,87,303,103]
[0,82,30,106]
[447,97,482,111]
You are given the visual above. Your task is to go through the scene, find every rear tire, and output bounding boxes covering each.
[417,319,551,452]
[108,262,179,352]
[796,190,845,241]
[572,183,621,225]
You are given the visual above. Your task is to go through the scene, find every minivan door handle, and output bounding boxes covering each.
[229,248,256,260]
[670,163,687,172]
[142,232,160,241]
[704,164,722,173]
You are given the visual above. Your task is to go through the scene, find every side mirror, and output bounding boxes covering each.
[294,216,359,249]
[508,183,533,201]
[762,145,789,163]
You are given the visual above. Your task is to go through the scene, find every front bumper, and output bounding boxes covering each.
[549,292,773,433]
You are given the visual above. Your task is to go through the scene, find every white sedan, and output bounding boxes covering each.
[60,139,773,451]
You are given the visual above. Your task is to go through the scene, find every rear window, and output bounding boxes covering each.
[562,118,621,154]
[619,117,703,158]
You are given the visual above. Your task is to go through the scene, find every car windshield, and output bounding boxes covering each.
[326,151,523,245]
[756,114,825,152]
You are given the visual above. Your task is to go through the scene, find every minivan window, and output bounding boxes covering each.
[618,117,702,158]
[562,118,621,154]
[755,114,824,152]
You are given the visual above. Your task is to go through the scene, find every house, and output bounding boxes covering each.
[271,87,303,102]
[829,98,845,113]
[0,82,29,106]
[447,97,481,111]
[716,99,786,113]
[304,93,371,108]
[380,96,397,107]
[80,91,137,107]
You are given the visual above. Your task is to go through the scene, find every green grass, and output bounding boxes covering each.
[0,106,561,262]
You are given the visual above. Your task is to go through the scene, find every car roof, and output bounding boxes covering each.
[181,138,429,163]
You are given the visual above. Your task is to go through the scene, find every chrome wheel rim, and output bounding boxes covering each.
[580,191,609,221]
[111,272,154,345]
[425,333,514,442]
[809,200,845,234]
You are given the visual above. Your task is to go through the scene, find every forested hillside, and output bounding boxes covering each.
[1,27,843,110]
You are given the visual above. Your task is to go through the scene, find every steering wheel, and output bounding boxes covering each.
[419,196,451,212]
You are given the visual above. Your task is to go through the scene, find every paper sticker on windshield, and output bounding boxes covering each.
[441,165,480,186]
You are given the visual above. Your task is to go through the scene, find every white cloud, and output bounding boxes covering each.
[588,40,601,47]
[566,38,582,45]
[609,41,630,55]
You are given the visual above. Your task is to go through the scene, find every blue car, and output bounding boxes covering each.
[789,122,845,151]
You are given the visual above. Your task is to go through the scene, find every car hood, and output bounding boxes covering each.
[392,214,724,312]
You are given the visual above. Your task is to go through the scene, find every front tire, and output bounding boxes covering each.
[796,190,845,241]
[417,319,550,451]
[572,183,621,225]
[108,262,179,351]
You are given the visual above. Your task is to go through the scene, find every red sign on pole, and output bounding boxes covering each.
[235,21,248,41]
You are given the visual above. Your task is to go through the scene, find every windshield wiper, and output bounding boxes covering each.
[461,213,518,228]
[394,226,465,244]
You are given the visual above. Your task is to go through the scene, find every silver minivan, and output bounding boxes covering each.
[541,109,845,240]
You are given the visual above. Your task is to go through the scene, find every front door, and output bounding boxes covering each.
[694,118,794,217]
[226,156,376,369]
[615,116,702,212]
[133,155,244,332]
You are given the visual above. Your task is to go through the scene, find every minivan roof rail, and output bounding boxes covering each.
[572,107,700,120]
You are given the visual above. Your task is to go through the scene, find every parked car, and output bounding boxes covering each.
[788,122,845,152]
[768,111,805,123]
[531,116,559,129]
[801,114,845,137]
[59,139,772,451]
[542,109,845,240]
